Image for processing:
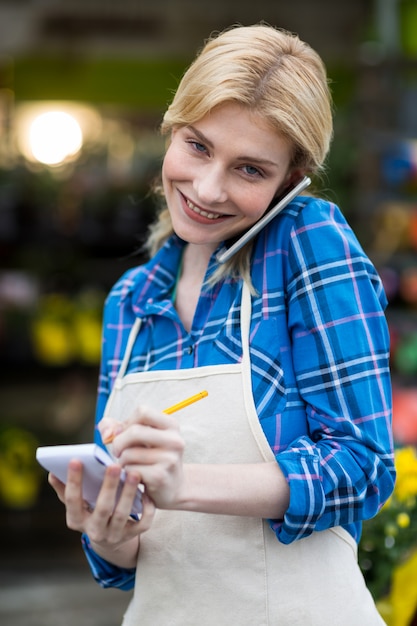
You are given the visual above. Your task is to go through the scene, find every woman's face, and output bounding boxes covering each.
[162,102,295,253]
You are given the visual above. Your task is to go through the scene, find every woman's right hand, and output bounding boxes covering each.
[48,459,155,568]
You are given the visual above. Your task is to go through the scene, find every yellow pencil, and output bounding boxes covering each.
[102,390,208,444]
[163,390,208,415]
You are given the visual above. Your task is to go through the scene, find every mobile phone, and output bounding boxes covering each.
[215,175,311,264]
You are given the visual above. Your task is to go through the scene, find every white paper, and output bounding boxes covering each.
[36,443,143,516]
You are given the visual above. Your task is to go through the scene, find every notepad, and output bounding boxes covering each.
[36,443,143,516]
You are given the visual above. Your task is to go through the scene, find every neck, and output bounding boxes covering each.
[181,243,215,282]
[174,243,215,332]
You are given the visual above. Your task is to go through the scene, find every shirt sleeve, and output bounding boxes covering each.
[81,534,136,590]
[82,287,138,588]
[271,199,396,544]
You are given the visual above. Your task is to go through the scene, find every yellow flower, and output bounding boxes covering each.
[396,512,411,528]
[386,549,417,626]
[394,447,417,502]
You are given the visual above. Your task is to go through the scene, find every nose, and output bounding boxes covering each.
[193,163,228,206]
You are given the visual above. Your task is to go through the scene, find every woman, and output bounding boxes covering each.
[50,24,395,625]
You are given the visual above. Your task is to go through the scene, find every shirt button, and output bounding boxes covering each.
[186,345,194,355]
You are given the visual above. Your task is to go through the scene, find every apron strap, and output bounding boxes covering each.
[239,282,274,462]
[117,316,142,380]
[240,281,252,364]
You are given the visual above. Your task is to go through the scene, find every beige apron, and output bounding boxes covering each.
[104,283,385,626]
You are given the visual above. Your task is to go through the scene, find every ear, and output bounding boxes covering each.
[285,168,306,188]
[275,169,306,198]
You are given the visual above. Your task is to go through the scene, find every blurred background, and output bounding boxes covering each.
[1,0,417,624]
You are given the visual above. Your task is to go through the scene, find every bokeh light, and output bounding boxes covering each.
[29,111,83,166]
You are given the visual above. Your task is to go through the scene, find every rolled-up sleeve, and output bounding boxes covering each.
[81,534,136,590]
[270,199,395,543]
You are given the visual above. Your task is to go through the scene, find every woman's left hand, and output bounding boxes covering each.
[99,406,186,510]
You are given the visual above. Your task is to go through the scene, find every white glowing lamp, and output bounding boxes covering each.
[29,111,83,166]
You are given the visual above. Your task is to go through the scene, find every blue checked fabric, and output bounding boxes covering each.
[83,195,395,589]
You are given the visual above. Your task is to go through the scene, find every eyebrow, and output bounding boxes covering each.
[187,125,281,168]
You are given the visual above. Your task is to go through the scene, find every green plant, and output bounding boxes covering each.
[359,446,417,625]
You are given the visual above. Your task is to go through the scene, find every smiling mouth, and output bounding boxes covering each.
[185,196,223,220]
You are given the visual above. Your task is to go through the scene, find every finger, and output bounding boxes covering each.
[98,418,125,445]
[102,492,156,547]
[92,464,124,518]
[118,447,181,475]
[136,493,156,531]
[76,464,125,542]
[64,460,91,530]
[65,459,84,499]
[98,406,175,448]
[97,417,117,434]
[113,423,184,459]
[48,473,66,502]
[122,493,156,537]
[126,404,180,431]
[104,471,142,541]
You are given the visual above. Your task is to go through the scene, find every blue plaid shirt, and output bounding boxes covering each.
[83,195,395,589]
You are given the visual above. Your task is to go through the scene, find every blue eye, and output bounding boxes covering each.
[190,141,207,153]
[242,165,262,177]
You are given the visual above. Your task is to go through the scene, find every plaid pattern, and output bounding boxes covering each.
[83,195,395,588]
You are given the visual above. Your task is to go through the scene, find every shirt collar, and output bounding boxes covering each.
[120,235,227,318]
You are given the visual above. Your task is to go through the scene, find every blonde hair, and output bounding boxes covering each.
[146,24,333,285]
